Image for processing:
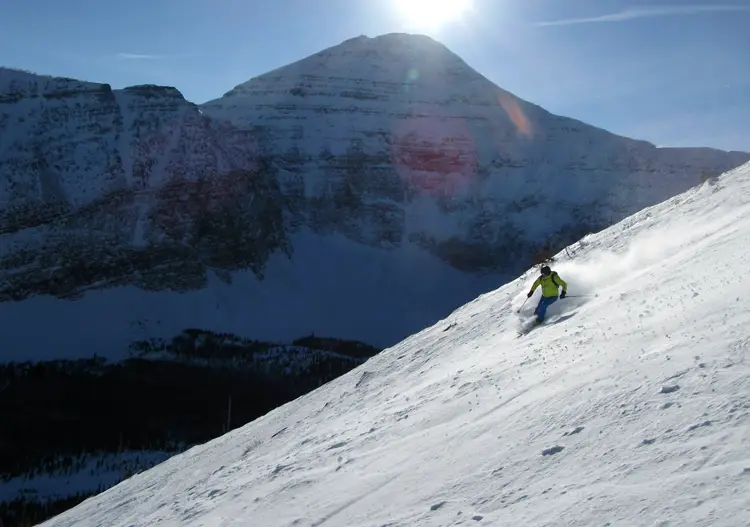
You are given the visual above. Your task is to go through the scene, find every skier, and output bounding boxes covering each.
[526,265,567,323]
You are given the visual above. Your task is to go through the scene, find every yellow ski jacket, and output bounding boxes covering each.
[529,272,567,298]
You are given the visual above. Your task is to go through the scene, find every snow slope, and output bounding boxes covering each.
[40,161,750,526]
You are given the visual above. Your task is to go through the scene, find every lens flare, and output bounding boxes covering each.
[498,92,532,137]
[390,107,477,197]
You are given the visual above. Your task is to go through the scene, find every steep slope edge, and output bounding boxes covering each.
[40,162,750,526]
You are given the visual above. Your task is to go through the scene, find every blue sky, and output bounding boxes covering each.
[1,0,748,151]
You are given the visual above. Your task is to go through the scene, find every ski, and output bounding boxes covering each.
[516,319,542,338]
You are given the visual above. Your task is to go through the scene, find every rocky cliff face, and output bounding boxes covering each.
[1,34,749,357]
[0,70,286,304]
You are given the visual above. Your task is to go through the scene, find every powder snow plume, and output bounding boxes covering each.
[515,176,741,319]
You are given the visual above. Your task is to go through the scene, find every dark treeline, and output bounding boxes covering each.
[1,494,91,527]
[0,330,380,527]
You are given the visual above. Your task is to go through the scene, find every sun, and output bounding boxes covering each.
[394,0,473,30]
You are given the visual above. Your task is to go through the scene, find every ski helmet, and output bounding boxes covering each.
[541,265,551,275]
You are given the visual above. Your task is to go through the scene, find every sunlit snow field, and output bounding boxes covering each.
[42,162,750,526]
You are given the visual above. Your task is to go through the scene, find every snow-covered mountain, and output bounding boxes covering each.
[1,33,749,358]
[201,33,749,262]
[38,160,750,526]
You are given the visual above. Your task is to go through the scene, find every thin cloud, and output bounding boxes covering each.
[534,5,750,27]
[116,52,207,60]
[117,53,167,60]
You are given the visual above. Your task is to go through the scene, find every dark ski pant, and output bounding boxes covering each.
[535,295,558,322]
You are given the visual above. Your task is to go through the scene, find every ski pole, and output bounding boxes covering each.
[562,294,598,298]
[517,297,529,313]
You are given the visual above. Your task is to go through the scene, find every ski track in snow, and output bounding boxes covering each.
[41,162,750,526]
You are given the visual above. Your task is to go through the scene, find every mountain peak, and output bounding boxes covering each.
[312,31,465,69]
[337,32,446,49]
[214,32,479,102]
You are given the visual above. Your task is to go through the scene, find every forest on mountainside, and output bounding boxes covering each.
[0,331,380,527]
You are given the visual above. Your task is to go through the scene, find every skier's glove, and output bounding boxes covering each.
[560,291,567,299]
